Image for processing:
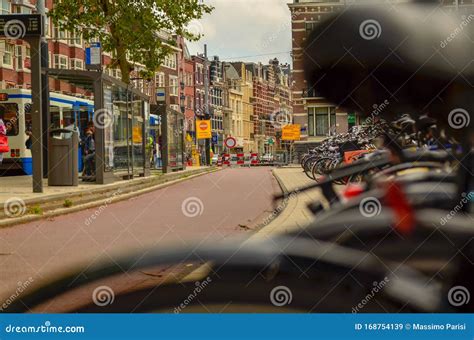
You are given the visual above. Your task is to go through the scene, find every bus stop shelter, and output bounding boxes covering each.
[47,69,151,184]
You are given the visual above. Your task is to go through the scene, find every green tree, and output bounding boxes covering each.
[49,0,213,83]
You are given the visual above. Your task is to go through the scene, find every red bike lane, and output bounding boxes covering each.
[0,167,281,309]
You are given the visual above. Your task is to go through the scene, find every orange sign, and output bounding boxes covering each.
[197,120,211,139]
[282,124,301,141]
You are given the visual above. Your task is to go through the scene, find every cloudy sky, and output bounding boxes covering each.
[187,0,293,65]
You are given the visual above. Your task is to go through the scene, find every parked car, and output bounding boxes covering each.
[211,154,219,165]
[260,154,274,163]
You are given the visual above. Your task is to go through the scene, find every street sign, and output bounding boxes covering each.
[197,120,211,139]
[156,88,166,102]
[0,14,43,38]
[224,136,237,149]
[267,138,274,145]
[85,42,102,70]
[348,113,356,124]
[212,135,218,144]
[282,124,301,141]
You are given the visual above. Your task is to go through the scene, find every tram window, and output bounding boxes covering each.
[0,103,19,136]
[50,106,61,129]
[24,103,32,132]
[63,109,75,128]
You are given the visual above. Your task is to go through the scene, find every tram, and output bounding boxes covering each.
[0,89,94,175]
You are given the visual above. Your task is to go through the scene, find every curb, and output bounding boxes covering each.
[0,167,221,229]
[246,168,291,233]
[249,168,303,240]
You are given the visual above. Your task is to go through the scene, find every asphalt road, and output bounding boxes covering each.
[0,167,281,308]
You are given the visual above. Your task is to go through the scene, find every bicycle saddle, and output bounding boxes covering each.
[416,114,437,131]
[304,3,473,136]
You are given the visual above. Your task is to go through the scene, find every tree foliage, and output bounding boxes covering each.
[49,0,213,83]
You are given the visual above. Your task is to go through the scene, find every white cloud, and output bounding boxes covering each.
[188,0,292,65]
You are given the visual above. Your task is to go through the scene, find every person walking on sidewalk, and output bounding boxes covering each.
[82,128,96,180]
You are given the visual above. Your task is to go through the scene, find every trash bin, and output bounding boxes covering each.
[48,128,79,186]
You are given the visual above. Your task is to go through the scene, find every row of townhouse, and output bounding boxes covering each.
[0,0,293,158]
[288,0,474,142]
[206,57,293,155]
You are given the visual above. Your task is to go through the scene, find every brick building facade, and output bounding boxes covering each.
[288,0,474,142]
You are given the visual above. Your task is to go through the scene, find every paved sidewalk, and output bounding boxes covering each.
[0,166,219,226]
[0,166,206,204]
[252,166,344,239]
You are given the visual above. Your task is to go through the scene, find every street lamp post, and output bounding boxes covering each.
[180,81,187,167]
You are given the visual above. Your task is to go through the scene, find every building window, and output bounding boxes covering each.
[45,17,51,38]
[308,107,336,137]
[169,76,178,96]
[163,54,176,69]
[305,22,316,36]
[155,72,165,87]
[2,43,14,68]
[16,45,23,69]
[186,96,193,109]
[70,58,83,70]
[70,30,82,46]
[53,23,68,41]
[54,55,68,69]
[1,0,10,14]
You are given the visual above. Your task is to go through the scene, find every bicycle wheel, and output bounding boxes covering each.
[4,237,427,313]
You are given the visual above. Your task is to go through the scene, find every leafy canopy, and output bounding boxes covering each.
[49,0,213,83]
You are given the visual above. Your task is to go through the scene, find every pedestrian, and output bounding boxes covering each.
[82,128,96,180]
[0,118,9,165]
[25,127,33,150]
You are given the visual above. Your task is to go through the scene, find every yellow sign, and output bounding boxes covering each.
[132,126,143,143]
[282,124,301,141]
[196,120,212,139]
